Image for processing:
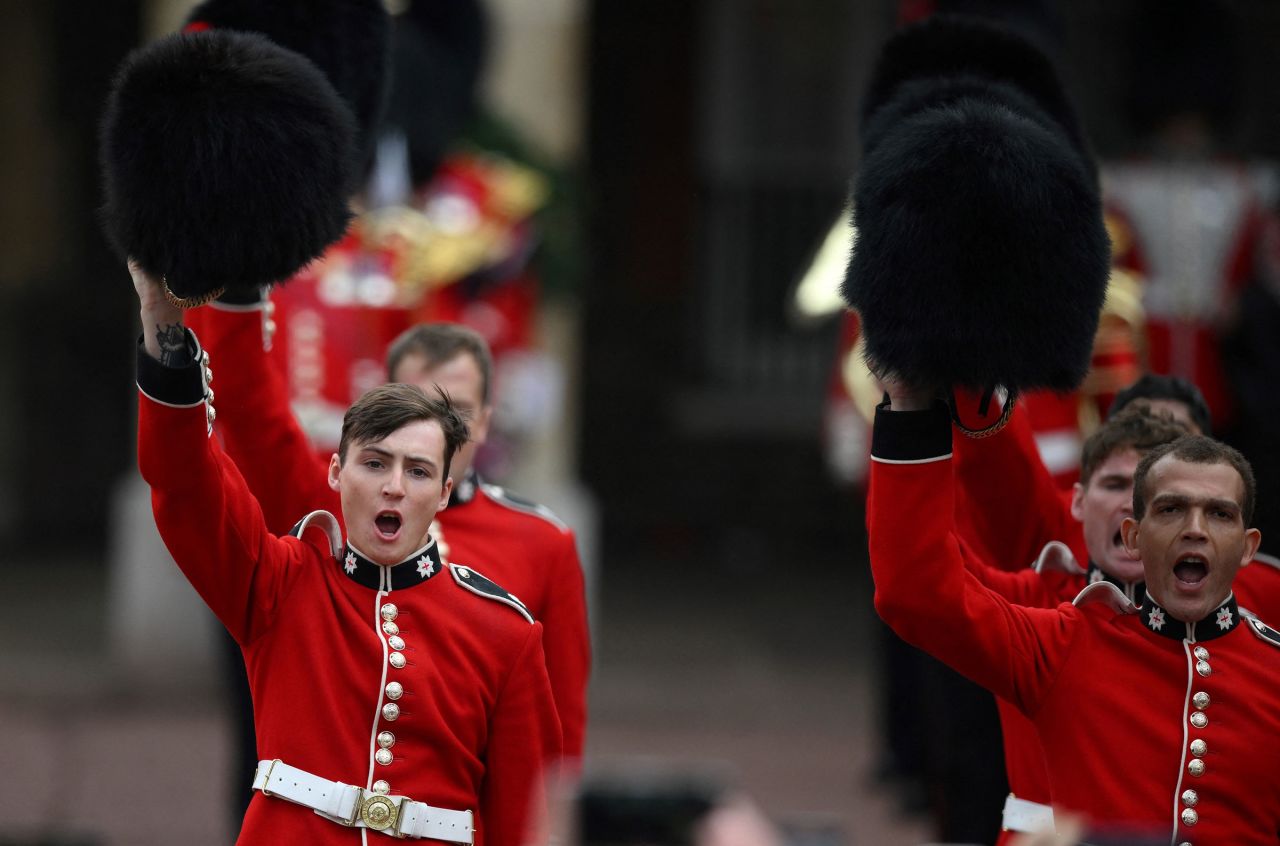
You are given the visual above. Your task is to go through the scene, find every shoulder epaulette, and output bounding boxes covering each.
[1245,614,1280,649]
[1072,581,1138,615]
[449,563,534,623]
[1033,540,1085,575]
[480,482,569,532]
[288,510,343,560]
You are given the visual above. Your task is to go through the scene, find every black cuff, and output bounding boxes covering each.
[136,331,206,406]
[871,400,952,461]
[213,285,267,307]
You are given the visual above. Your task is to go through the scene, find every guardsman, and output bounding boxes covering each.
[870,377,1280,843]
[132,264,560,844]
[187,304,592,765]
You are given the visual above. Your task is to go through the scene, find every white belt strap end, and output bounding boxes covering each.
[1002,793,1056,833]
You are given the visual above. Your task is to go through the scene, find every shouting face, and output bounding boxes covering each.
[329,419,453,565]
[1122,455,1260,622]
[1072,447,1144,584]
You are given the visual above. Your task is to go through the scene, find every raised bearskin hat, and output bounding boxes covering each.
[843,95,1111,394]
[185,0,390,168]
[100,30,357,305]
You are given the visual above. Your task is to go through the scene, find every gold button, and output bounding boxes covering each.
[385,682,403,701]
[389,652,406,669]
[377,731,395,749]
[381,603,399,622]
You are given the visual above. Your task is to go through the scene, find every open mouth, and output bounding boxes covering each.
[1174,555,1209,586]
[375,512,402,540]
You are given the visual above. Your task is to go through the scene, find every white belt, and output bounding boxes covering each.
[1002,793,1055,834]
[252,759,474,843]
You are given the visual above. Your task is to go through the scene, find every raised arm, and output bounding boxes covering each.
[952,391,1085,571]
[133,264,299,643]
[186,293,335,534]
[868,381,1078,712]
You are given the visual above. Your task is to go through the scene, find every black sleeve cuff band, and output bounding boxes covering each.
[136,331,206,406]
[871,400,953,462]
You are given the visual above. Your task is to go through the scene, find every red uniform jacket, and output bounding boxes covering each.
[869,404,1280,844]
[136,336,561,845]
[186,303,591,761]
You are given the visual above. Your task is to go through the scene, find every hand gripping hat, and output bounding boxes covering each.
[99,30,358,306]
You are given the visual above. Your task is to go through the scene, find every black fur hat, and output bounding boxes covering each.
[100,30,357,301]
[843,97,1110,392]
[861,15,1089,168]
[186,0,390,166]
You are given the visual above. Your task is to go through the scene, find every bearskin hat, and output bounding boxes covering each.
[843,97,1110,392]
[99,30,357,302]
[185,0,391,167]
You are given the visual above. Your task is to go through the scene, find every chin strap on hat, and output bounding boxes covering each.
[949,384,1018,439]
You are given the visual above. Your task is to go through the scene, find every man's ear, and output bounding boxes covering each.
[1243,527,1262,566]
[438,475,453,512]
[1121,516,1140,556]
[470,404,494,446]
[1070,481,1087,523]
[328,453,342,492]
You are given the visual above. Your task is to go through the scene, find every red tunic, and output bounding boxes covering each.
[136,338,562,845]
[869,404,1280,844]
[186,303,591,761]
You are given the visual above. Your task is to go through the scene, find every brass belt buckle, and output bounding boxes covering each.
[360,793,400,833]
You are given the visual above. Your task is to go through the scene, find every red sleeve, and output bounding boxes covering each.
[137,383,304,645]
[953,393,1083,571]
[188,303,336,534]
[539,530,591,762]
[868,404,1080,713]
[957,535,1072,608]
[479,622,562,846]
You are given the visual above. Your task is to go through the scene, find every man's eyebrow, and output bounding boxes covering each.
[405,453,440,468]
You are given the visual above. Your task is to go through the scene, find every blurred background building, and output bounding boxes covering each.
[3,1,1280,844]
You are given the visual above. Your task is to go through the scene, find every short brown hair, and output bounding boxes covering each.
[1079,406,1190,485]
[385,323,493,404]
[338,383,470,478]
[1133,436,1256,525]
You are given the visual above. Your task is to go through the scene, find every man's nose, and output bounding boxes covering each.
[382,469,405,497]
[1183,509,1209,538]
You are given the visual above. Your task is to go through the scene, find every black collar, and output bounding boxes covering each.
[341,538,444,591]
[450,469,480,507]
[1086,561,1146,605]
[1139,593,1241,642]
